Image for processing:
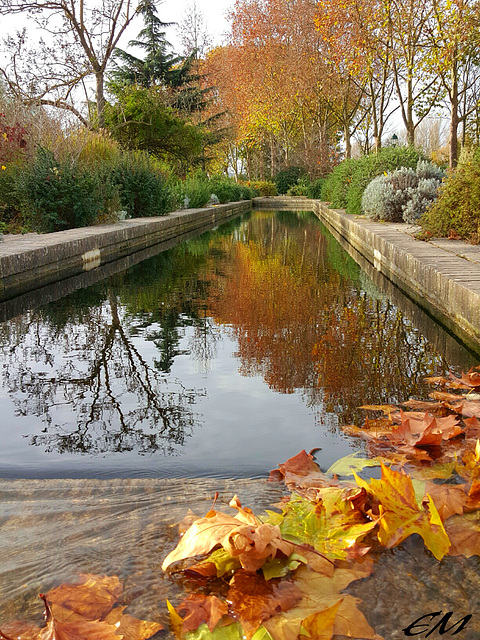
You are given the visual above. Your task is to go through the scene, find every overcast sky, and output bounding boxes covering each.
[2,0,233,55]
[161,0,233,51]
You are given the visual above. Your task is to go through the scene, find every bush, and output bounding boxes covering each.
[208,175,243,203]
[307,177,324,199]
[421,147,480,242]
[321,158,356,206]
[242,180,277,196]
[287,176,310,196]
[322,146,425,215]
[111,151,171,217]
[362,161,444,224]
[275,166,307,194]
[16,148,104,232]
[171,173,211,209]
[0,113,31,228]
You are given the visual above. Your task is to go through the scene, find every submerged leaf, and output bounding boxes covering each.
[227,570,302,640]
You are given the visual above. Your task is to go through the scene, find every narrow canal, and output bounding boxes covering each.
[1,209,479,637]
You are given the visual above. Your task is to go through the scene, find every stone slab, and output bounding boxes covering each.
[0,201,251,302]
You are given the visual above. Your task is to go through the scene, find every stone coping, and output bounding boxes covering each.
[0,201,251,302]
[254,197,480,350]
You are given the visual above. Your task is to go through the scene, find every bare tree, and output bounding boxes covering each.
[177,0,211,61]
[1,0,140,127]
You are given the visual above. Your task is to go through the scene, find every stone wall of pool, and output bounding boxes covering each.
[0,201,251,302]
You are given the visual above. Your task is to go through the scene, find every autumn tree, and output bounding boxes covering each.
[1,0,141,127]
[424,0,480,166]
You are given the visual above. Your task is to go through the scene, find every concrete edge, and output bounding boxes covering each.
[0,201,251,302]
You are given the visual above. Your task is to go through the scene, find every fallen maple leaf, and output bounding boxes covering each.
[354,463,451,560]
[0,575,162,640]
[424,481,468,521]
[263,563,381,640]
[176,594,229,634]
[227,570,302,640]
[445,511,480,557]
[274,491,377,561]
[162,496,294,573]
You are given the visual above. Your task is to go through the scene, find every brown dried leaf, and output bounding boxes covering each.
[424,482,468,521]
[263,563,381,640]
[45,574,123,622]
[445,512,480,557]
[162,496,294,573]
[227,570,302,640]
[0,621,41,640]
[176,594,228,633]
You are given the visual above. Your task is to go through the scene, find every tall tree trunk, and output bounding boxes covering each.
[449,59,459,168]
[96,70,106,129]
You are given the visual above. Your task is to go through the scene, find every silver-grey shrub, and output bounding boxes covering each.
[403,178,442,224]
[361,167,418,222]
[361,161,444,223]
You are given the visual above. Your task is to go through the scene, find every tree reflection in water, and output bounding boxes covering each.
[0,210,463,462]
[0,289,205,456]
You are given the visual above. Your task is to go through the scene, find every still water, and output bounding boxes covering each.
[1,210,479,635]
[0,210,478,479]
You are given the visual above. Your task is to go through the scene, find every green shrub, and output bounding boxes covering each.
[208,175,243,203]
[111,151,171,217]
[421,147,480,243]
[171,173,211,209]
[275,166,307,194]
[322,147,426,215]
[16,148,103,232]
[242,180,276,196]
[307,177,324,199]
[287,176,310,196]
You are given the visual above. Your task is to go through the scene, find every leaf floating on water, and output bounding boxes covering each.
[325,452,382,477]
[354,463,451,560]
[162,495,295,573]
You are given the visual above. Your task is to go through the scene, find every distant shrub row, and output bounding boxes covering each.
[320,146,427,216]
[0,138,256,234]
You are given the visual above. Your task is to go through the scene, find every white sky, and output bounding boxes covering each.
[2,0,233,55]
[160,0,233,51]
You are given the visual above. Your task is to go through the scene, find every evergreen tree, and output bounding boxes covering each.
[109,0,191,91]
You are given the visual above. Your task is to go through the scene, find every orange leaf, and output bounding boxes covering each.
[227,570,302,640]
[176,594,228,633]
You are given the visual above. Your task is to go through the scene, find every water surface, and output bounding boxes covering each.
[0,210,478,479]
[1,210,480,636]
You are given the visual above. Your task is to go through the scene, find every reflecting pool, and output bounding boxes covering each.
[0,210,478,479]
[1,210,480,637]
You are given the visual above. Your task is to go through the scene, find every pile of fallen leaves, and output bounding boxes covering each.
[2,367,480,640]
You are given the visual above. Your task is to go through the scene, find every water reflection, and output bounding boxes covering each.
[0,211,477,473]
[1,292,204,456]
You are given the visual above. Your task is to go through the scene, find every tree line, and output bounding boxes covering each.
[205,0,480,176]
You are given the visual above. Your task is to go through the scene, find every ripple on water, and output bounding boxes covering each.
[1,478,479,639]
